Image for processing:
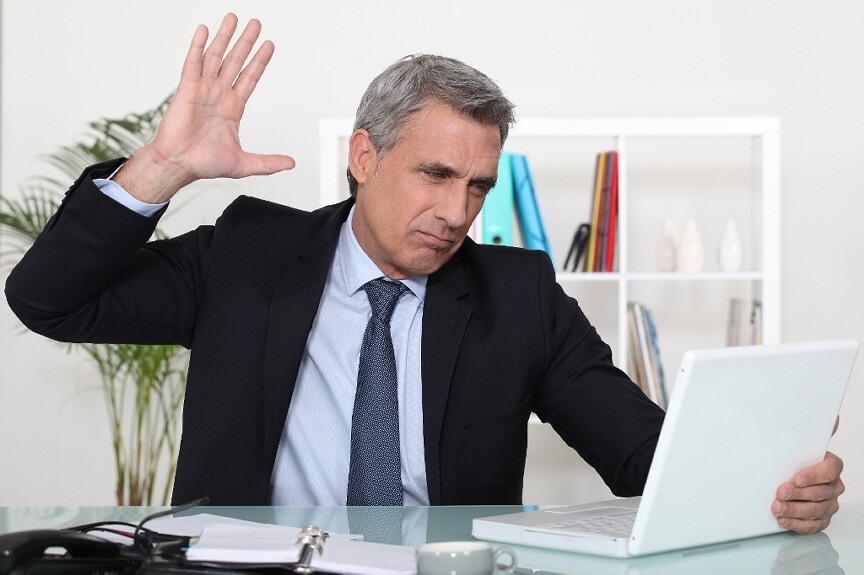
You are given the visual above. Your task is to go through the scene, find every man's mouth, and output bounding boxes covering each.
[419,230,456,249]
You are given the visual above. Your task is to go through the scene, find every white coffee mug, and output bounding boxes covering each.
[416,541,517,575]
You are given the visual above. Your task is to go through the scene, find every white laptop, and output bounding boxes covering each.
[472,340,858,558]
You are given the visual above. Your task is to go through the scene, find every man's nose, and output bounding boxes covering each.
[434,185,469,229]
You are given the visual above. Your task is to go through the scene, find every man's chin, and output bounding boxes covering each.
[399,252,459,278]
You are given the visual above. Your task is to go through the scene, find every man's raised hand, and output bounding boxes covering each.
[115,14,295,204]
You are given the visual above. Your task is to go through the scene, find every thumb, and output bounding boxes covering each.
[237,153,296,177]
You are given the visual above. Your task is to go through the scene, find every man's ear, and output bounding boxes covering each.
[348,129,377,187]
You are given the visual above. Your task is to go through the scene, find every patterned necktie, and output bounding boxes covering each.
[347,278,408,506]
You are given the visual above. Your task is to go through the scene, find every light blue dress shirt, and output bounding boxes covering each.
[270,206,428,505]
[95,177,429,505]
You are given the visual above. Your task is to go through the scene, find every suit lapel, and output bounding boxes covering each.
[263,201,353,470]
[421,247,473,505]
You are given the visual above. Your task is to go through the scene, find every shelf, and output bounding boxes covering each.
[319,116,781,388]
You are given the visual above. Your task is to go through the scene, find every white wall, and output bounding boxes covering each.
[2,0,863,505]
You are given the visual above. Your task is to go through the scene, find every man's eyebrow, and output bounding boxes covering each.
[415,162,458,176]
[415,162,497,188]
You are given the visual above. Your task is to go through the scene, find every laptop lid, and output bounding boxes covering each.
[472,340,858,557]
[629,340,857,555]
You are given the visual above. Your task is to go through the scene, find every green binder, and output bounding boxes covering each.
[482,152,514,246]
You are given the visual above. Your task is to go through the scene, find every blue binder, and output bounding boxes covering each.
[511,154,553,265]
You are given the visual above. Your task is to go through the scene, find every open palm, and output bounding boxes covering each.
[121,14,294,202]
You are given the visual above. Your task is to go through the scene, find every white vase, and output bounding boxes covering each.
[655,218,678,272]
[677,219,704,273]
[718,219,743,272]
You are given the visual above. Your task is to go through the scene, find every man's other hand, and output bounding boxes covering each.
[772,451,844,534]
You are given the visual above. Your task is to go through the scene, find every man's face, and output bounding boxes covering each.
[350,102,501,279]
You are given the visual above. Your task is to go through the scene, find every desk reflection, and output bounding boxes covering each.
[507,531,841,575]
[209,506,842,575]
[0,506,846,574]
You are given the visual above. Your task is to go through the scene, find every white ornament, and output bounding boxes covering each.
[655,218,678,272]
[677,219,704,273]
[718,219,743,272]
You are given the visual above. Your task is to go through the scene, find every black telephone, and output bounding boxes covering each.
[0,529,128,574]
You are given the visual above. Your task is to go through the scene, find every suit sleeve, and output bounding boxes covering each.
[5,161,224,348]
[532,254,665,496]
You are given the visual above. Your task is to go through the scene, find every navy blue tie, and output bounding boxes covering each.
[347,278,408,506]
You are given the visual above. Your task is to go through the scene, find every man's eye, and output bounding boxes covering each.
[425,171,445,180]
[470,184,490,197]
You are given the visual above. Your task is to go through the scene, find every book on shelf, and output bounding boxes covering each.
[511,153,554,266]
[604,151,619,272]
[595,151,613,271]
[627,303,648,392]
[750,299,763,345]
[726,298,763,346]
[627,301,668,409]
[643,307,668,408]
[726,298,743,347]
[585,152,606,272]
[583,151,619,272]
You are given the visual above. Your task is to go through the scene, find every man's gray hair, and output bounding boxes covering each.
[347,54,516,197]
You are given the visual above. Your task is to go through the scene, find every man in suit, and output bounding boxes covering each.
[5,14,843,534]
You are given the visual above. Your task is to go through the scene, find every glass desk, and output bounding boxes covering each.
[1,503,862,574]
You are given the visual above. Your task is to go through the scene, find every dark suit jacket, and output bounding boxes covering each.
[6,160,665,505]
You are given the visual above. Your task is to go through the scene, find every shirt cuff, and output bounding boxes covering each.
[94,178,167,218]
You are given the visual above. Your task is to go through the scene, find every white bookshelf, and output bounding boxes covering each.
[319,117,781,395]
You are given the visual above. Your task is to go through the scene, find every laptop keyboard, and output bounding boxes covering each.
[535,511,637,538]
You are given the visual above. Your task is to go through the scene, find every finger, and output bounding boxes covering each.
[794,452,844,488]
[774,496,840,522]
[219,18,263,83]
[202,13,239,78]
[775,514,831,535]
[779,478,846,505]
[180,24,209,81]
[233,40,276,103]
[237,153,297,177]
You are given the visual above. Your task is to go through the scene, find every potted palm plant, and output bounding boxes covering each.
[1,95,188,505]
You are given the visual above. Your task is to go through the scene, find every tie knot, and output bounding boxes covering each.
[364,278,407,323]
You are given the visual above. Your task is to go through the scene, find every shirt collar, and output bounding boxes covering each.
[337,205,427,301]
